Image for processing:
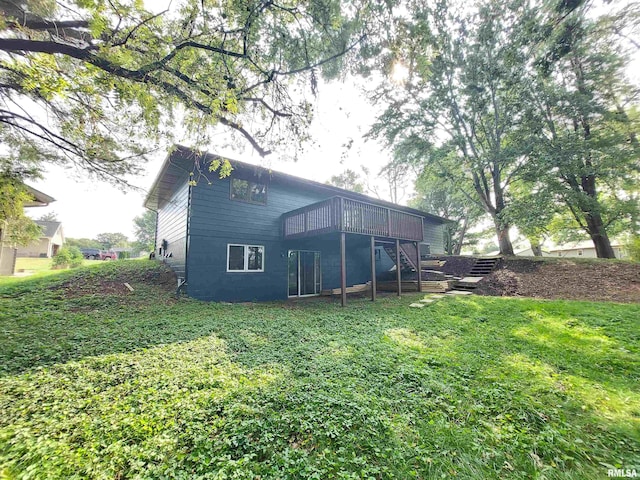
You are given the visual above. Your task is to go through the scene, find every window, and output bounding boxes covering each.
[230,178,267,205]
[227,244,264,272]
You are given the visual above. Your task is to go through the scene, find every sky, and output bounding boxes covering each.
[27,80,395,240]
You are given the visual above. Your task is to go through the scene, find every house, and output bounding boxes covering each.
[16,220,65,258]
[547,240,628,259]
[0,186,56,275]
[144,145,448,304]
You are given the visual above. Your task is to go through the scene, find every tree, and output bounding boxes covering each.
[504,182,558,256]
[410,167,485,256]
[133,210,157,252]
[369,0,639,258]
[378,159,411,204]
[95,232,129,250]
[0,166,41,247]
[0,0,371,184]
[327,169,365,193]
[37,211,58,222]
[524,2,640,258]
[369,0,538,255]
[66,237,102,249]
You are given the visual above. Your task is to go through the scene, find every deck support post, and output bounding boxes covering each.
[396,238,402,296]
[341,232,347,307]
[370,236,376,302]
[416,241,422,293]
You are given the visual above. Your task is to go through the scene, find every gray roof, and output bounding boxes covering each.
[35,221,62,238]
[145,145,449,224]
[24,185,55,207]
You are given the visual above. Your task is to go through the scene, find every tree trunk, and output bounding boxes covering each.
[529,240,543,257]
[585,213,616,258]
[497,228,514,256]
[453,215,469,256]
[494,219,514,256]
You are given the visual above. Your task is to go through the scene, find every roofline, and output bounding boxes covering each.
[24,185,55,207]
[144,145,450,224]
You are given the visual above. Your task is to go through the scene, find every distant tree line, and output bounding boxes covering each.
[66,211,156,253]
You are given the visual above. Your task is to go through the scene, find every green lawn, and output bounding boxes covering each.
[0,262,638,479]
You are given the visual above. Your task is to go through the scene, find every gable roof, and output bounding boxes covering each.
[24,185,55,207]
[145,145,449,224]
[35,220,62,239]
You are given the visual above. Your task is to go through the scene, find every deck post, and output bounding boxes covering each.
[341,232,347,307]
[395,238,402,296]
[416,241,422,293]
[370,236,376,302]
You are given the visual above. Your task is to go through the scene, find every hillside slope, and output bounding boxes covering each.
[476,257,640,303]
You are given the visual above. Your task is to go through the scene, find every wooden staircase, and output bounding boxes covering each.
[383,243,418,271]
[454,257,500,291]
[468,257,500,277]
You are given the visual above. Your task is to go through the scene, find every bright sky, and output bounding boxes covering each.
[27,80,394,239]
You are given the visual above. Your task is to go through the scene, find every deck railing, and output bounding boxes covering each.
[282,196,424,241]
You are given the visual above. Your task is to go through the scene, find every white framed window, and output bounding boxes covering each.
[227,244,264,272]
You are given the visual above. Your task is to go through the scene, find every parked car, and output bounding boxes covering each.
[99,250,117,261]
[80,248,117,260]
[80,248,101,260]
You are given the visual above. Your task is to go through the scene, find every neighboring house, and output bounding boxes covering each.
[16,220,65,258]
[144,145,448,303]
[514,246,551,257]
[0,186,56,275]
[548,240,628,259]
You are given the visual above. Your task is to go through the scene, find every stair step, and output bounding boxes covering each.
[454,284,478,291]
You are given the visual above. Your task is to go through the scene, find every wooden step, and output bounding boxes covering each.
[321,282,371,296]
[378,280,452,293]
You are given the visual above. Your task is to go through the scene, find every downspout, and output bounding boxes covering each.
[179,183,193,296]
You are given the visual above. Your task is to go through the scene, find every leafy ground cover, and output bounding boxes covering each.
[1,261,639,479]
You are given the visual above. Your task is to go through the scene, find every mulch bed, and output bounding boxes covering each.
[475,258,640,303]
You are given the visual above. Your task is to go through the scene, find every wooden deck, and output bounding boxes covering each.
[282,196,424,242]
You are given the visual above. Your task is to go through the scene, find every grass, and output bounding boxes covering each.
[0,258,115,288]
[13,257,54,272]
[0,261,638,479]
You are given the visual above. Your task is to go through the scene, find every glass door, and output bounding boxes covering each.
[288,250,321,297]
[288,251,299,297]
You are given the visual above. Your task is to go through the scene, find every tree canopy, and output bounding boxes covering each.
[327,169,365,193]
[95,232,129,249]
[0,0,372,184]
[368,0,639,257]
[133,210,156,252]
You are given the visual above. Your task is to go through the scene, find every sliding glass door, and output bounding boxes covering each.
[288,250,321,297]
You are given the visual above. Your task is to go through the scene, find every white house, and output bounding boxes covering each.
[547,240,627,259]
[0,186,56,275]
[16,220,65,258]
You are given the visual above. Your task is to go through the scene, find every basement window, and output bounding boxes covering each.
[227,244,264,272]
[230,178,267,205]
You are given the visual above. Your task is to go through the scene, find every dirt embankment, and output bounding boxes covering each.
[428,255,640,303]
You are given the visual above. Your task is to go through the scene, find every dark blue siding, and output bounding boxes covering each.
[186,177,373,301]
[156,182,190,278]
[423,218,445,254]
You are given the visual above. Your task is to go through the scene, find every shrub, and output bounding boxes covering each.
[52,246,84,269]
[117,251,131,259]
[626,235,640,262]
